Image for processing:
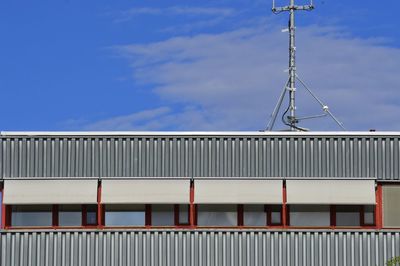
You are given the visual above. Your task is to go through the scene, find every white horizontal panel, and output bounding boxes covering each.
[286,180,376,205]
[195,180,282,204]
[4,180,98,204]
[102,179,190,204]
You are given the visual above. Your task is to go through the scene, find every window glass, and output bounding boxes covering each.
[364,205,375,225]
[197,205,237,226]
[290,205,330,226]
[244,205,265,226]
[336,205,360,226]
[152,205,174,226]
[269,205,282,225]
[11,205,52,227]
[59,205,82,226]
[105,205,145,226]
[178,204,189,224]
[85,205,97,225]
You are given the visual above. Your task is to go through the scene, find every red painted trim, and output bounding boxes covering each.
[82,204,87,226]
[52,205,59,228]
[189,181,195,228]
[330,205,336,228]
[5,205,11,228]
[237,204,244,226]
[97,181,103,228]
[282,181,287,227]
[145,204,151,227]
[1,184,5,229]
[376,184,383,229]
[266,205,271,226]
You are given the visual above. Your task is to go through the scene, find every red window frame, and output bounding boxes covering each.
[287,204,376,229]
[193,204,284,227]
[5,204,100,229]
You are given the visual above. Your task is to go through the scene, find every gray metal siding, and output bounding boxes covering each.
[0,230,399,266]
[1,136,399,180]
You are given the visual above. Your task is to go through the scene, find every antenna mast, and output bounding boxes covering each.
[267,0,345,131]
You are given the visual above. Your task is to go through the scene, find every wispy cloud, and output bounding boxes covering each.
[108,23,400,131]
[79,18,400,131]
[83,107,171,131]
[115,6,236,24]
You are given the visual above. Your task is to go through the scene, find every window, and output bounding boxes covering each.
[105,205,145,226]
[289,205,330,227]
[268,205,283,225]
[177,204,190,225]
[244,205,265,226]
[84,205,98,226]
[197,205,237,226]
[383,185,400,227]
[59,205,82,226]
[336,205,360,226]
[152,205,174,226]
[11,205,52,227]
[363,205,375,225]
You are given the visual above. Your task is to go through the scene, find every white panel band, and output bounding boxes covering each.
[194,179,282,204]
[286,180,376,205]
[3,179,98,204]
[102,179,190,204]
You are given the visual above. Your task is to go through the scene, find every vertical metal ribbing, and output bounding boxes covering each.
[1,135,400,179]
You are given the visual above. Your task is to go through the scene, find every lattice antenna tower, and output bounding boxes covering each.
[266,0,345,131]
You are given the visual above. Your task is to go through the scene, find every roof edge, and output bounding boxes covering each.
[1,131,400,137]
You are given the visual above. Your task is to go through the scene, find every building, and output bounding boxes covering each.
[0,131,399,265]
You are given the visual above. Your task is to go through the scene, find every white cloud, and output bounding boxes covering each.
[83,107,171,131]
[86,22,400,131]
[116,6,236,24]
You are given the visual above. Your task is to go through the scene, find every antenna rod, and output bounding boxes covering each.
[270,0,314,131]
[288,0,296,130]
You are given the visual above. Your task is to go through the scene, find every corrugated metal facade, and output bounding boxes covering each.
[0,230,399,266]
[1,134,399,180]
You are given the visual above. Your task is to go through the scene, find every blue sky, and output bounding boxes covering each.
[0,0,399,131]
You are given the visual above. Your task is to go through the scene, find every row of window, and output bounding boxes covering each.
[6,204,374,228]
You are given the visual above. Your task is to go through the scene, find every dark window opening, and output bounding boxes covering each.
[11,205,52,227]
[197,205,237,226]
[363,205,375,226]
[289,205,330,227]
[336,205,360,227]
[268,205,283,225]
[152,205,174,226]
[105,204,145,226]
[176,204,190,225]
[83,205,98,226]
[243,205,265,226]
[59,205,82,227]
